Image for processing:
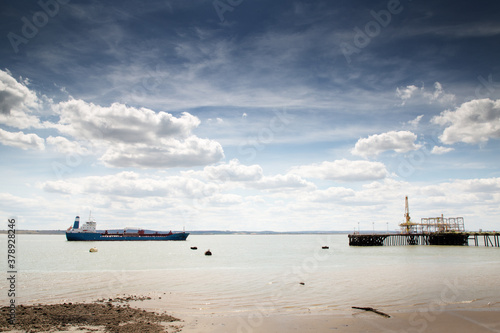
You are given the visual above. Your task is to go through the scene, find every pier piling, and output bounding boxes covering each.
[349,232,499,247]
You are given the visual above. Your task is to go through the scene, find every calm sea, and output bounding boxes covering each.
[1,234,499,316]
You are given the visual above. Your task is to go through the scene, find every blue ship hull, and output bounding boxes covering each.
[66,232,189,241]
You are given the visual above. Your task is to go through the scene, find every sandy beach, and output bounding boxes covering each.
[176,306,500,333]
[2,296,499,333]
[180,309,500,333]
[182,310,500,333]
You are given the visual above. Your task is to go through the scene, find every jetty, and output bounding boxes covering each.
[348,196,500,247]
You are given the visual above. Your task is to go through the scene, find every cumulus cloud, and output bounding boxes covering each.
[46,136,90,155]
[457,177,500,193]
[204,159,263,182]
[0,69,39,114]
[406,115,424,128]
[306,186,356,202]
[53,99,200,143]
[205,193,243,205]
[396,85,419,104]
[431,146,454,155]
[252,174,315,191]
[100,136,224,168]
[351,131,421,158]
[40,171,219,198]
[417,177,500,207]
[0,128,45,150]
[396,82,455,106]
[432,98,500,144]
[290,159,387,182]
[51,99,224,168]
[0,69,42,128]
[0,71,224,168]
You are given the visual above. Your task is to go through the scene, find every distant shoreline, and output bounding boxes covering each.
[0,230,357,235]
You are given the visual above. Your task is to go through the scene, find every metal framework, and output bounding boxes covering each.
[418,216,465,233]
[398,196,465,234]
[348,196,498,247]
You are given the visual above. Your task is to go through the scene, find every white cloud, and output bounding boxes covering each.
[46,136,90,155]
[40,171,220,199]
[53,99,200,143]
[306,186,356,202]
[100,136,224,168]
[0,69,42,129]
[205,193,243,205]
[51,99,224,168]
[406,115,424,128]
[207,117,224,125]
[431,146,454,155]
[351,131,421,158]
[0,69,39,114]
[33,169,500,231]
[415,177,500,210]
[0,72,225,168]
[0,128,45,150]
[290,159,387,181]
[252,174,315,191]
[204,159,263,182]
[396,85,419,105]
[432,98,500,144]
[429,82,455,104]
[396,82,455,106]
[457,177,500,193]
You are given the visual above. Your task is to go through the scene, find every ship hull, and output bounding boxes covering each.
[66,232,189,241]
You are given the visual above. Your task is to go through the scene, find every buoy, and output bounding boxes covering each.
[205,249,212,256]
[89,247,98,252]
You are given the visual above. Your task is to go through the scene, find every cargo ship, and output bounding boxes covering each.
[66,215,189,241]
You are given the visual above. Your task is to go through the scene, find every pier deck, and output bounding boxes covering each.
[348,232,500,247]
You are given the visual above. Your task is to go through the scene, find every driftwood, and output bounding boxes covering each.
[352,306,391,318]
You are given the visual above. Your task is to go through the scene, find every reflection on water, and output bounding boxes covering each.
[1,234,499,315]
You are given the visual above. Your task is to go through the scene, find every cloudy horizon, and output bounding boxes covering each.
[1,0,500,232]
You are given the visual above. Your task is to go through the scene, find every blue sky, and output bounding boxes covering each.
[1,0,500,231]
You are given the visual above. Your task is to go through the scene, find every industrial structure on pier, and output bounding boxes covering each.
[399,196,465,234]
[349,196,498,247]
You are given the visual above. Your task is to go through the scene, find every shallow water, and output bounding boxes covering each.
[1,234,499,316]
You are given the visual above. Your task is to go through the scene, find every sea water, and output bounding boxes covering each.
[1,234,499,316]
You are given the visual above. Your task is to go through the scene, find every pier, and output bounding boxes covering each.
[348,196,500,247]
[468,232,500,247]
[348,232,499,247]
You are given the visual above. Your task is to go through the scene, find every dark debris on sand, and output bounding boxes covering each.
[0,300,182,333]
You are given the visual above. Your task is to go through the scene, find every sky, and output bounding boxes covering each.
[1,0,500,232]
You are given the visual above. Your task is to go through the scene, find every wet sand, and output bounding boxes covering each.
[2,296,499,332]
[179,309,500,332]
